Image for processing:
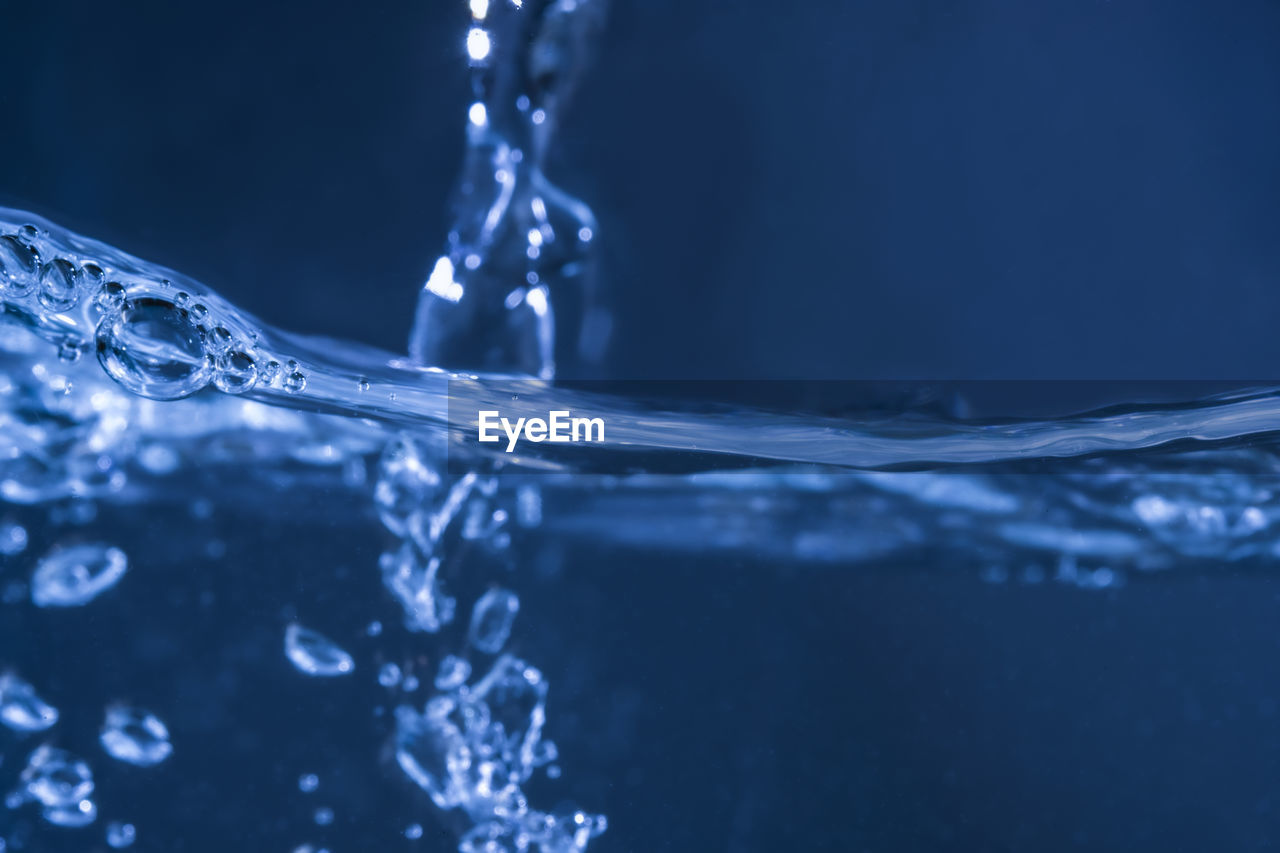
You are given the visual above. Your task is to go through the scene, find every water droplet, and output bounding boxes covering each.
[106,820,137,848]
[434,655,471,691]
[284,370,307,394]
[284,624,355,677]
[313,806,334,826]
[213,350,258,394]
[0,672,59,731]
[0,234,39,297]
[298,773,319,793]
[38,258,81,312]
[365,620,383,637]
[405,823,423,839]
[468,588,520,653]
[31,544,128,607]
[357,376,370,392]
[100,705,173,766]
[189,302,209,323]
[95,296,213,400]
[378,662,403,688]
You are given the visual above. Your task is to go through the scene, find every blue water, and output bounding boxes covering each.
[4,1,1280,851]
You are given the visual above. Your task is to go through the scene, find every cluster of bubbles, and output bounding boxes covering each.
[0,220,310,404]
[0,533,171,847]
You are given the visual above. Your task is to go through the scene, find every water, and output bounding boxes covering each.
[2,2,1280,851]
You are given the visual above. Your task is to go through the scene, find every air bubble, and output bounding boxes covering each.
[95,296,213,400]
[21,745,94,808]
[106,821,137,848]
[435,655,471,691]
[0,234,39,297]
[213,350,258,394]
[284,370,307,394]
[0,521,28,555]
[298,773,319,793]
[206,325,234,353]
[468,587,520,653]
[378,662,403,688]
[43,798,97,828]
[38,258,81,312]
[57,337,86,363]
[94,281,126,313]
[284,624,355,677]
[31,544,128,608]
[100,705,173,766]
[260,360,282,386]
[0,672,59,731]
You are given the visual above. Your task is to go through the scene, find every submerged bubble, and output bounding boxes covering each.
[284,624,355,677]
[298,773,319,793]
[213,350,258,394]
[31,543,128,607]
[95,296,213,400]
[378,662,403,688]
[313,806,334,826]
[468,588,520,653]
[57,336,86,363]
[0,234,39,296]
[21,745,94,808]
[0,672,59,731]
[43,798,97,828]
[100,705,174,767]
[106,821,137,848]
[0,521,28,555]
[435,655,471,691]
[38,258,82,312]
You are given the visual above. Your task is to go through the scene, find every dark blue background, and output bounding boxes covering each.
[3,1,1279,379]
[4,3,1280,852]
